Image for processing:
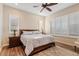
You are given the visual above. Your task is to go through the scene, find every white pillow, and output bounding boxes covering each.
[23,31,32,35]
[32,31,41,34]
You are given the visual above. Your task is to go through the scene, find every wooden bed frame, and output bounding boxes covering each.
[20,29,55,56]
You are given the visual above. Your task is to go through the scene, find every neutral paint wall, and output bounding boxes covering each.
[0,4,3,52]
[2,5,45,46]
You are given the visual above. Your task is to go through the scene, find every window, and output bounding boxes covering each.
[50,12,79,36]
[9,15,19,37]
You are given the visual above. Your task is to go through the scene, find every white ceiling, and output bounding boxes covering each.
[4,3,76,16]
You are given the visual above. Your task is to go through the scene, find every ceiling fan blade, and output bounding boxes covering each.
[47,3,58,6]
[46,7,52,12]
[40,7,45,12]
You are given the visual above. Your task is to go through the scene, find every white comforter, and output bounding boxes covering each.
[21,34,54,55]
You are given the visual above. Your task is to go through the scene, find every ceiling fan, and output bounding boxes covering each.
[33,3,58,12]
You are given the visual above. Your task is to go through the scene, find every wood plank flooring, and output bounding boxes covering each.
[0,46,78,56]
[0,46,26,56]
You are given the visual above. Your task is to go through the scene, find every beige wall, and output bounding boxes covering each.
[45,4,79,34]
[2,5,45,46]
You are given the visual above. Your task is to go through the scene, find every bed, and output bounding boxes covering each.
[20,29,55,56]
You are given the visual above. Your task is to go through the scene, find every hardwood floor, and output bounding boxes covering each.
[0,46,26,56]
[0,46,78,56]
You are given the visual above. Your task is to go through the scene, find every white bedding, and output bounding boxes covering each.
[21,34,54,55]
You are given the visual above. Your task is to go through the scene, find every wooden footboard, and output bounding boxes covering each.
[21,42,55,56]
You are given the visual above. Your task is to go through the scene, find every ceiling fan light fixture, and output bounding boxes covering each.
[33,3,58,12]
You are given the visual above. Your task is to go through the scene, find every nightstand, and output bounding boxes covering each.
[9,36,22,48]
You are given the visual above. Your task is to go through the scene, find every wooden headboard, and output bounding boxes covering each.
[20,29,38,35]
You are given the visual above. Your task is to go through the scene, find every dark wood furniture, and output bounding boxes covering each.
[22,42,55,56]
[20,29,38,35]
[20,29,55,56]
[9,36,22,48]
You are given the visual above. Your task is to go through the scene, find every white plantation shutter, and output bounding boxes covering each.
[9,15,19,37]
[50,18,56,34]
[55,17,62,34]
[68,12,79,36]
[50,12,79,36]
[60,15,69,35]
